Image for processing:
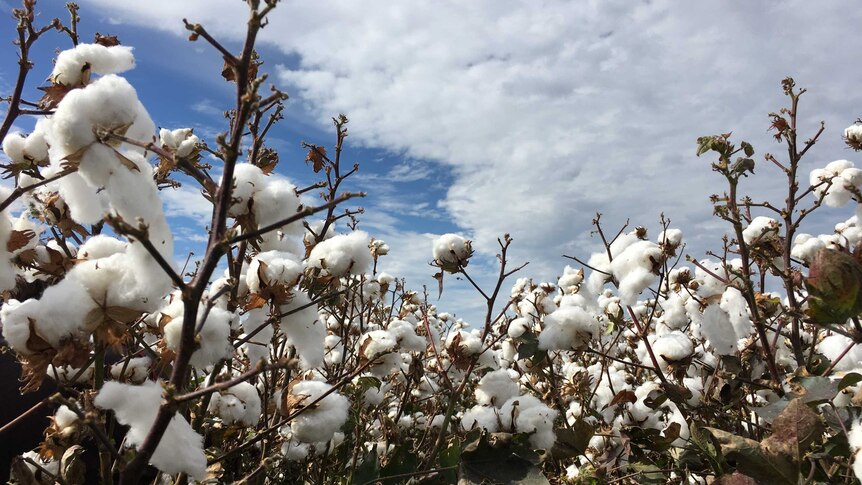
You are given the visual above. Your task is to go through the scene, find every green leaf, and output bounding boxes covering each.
[354,376,382,395]
[551,419,593,459]
[805,248,862,324]
[838,372,862,391]
[459,430,550,485]
[350,449,379,485]
[705,427,796,485]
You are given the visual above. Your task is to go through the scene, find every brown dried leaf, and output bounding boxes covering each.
[245,293,267,311]
[54,339,91,369]
[94,32,120,46]
[7,229,35,252]
[37,83,75,110]
[305,145,326,173]
[113,149,141,172]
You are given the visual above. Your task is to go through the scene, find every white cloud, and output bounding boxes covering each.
[79,0,862,321]
[191,98,223,117]
[161,185,212,219]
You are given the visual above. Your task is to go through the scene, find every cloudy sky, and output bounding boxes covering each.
[2,1,862,323]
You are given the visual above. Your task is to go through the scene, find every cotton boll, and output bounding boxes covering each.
[461,405,500,432]
[819,334,862,372]
[239,308,273,365]
[537,306,599,351]
[475,369,520,407]
[53,405,79,431]
[109,356,151,383]
[609,240,662,305]
[742,216,780,245]
[158,128,199,158]
[307,231,372,277]
[163,304,234,368]
[252,176,303,235]
[499,395,558,450]
[557,265,583,294]
[432,233,472,269]
[77,235,127,260]
[507,317,531,338]
[651,331,693,369]
[247,250,303,293]
[810,160,859,208]
[280,292,325,369]
[846,124,862,147]
[2,133,25,163]
[94,380,206,480]
[387,319,426,353]
[57,172,107,224]
[208,381,261,427]
[720,287,752,340]
[228,164,265,217]
[699,304,739,355]
[658,228,683,247]
[50,74,146,166]
[791,234,826,263]
[288,381,350,443]
[51,44,135,86]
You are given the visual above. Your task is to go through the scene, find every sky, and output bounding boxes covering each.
[2,0,862,324]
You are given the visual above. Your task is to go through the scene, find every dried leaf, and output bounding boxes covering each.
[94,32,120,46]
[113,149,141,172]
[7,229,35,252]
[245,293,267,311]
[37,83,75,110]
[305,145,326,173]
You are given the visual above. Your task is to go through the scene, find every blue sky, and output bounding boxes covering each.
[3,0,862,324]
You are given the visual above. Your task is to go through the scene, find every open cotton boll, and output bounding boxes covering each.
[742,216,780,245]
[158,128,199,158]
[557,266,583,294]
[475,369,520,407]
[288,381,350,443]
[499,395,558,450]
[700,304,741,355]
[650,331,693,368]
[810,160,860,208]
[791,234,826,263]
[658,228,683,247]
[208,381,261,427]
[720,287,753,340]
[77,234,127,260]
[609,240,662,305]
[53,405,79,431]
[228,164,265,217]
[56,171,107,225]
[280,291,325,369]
[240,308,273,365]
[819,334,862,372]
[847,124,862,147]
[432,233,472,268]
[461,405,500,433]
[109,356,151,383]
[307,231,372,277]
[246,250,303,293]
[252,176,303,234]
[538,306,599,351]
[162,304,234,368]
[94,380,206,480]
[49,75,152,172]
[387,319,426,353]
[2,132,25,163]
[51,44,135,86]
